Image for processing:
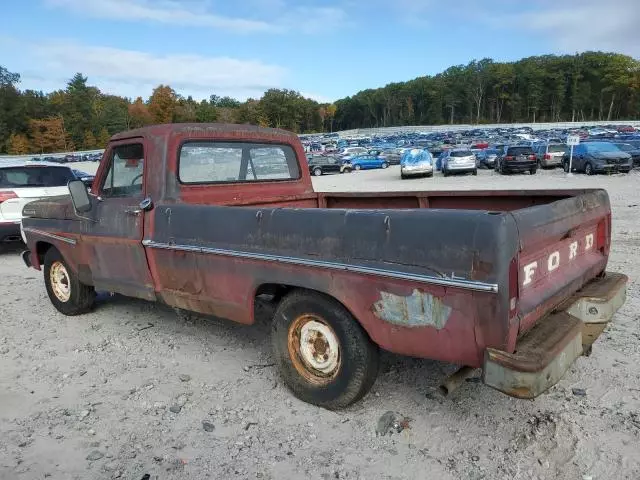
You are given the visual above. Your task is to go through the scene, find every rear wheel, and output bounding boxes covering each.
[530,167,537,175]
[381,162,389,169]
[563,161,570,173]
[585,163,594,175]
[271,290,379,409]
[44,248,95,316]
[472,169,478,176]
[312,167,322,177]
[443,169,449,177]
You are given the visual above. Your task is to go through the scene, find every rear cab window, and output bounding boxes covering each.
[179,142,300,184]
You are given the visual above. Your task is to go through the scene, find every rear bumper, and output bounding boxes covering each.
[445,165,476,172]
[0,221,21,242]
[503,161,536,172]
[540,157,562,167]
[483,272,627,399]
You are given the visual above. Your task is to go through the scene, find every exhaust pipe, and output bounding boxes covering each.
[439,366,477,396]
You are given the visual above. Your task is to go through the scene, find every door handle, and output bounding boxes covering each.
[125,197,154,216]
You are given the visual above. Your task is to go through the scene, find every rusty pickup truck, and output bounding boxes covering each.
[20,124,627,409]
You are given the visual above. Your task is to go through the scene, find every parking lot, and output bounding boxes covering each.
[1,166,639,480]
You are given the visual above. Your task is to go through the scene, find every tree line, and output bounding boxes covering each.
[333,52,640,130]
[1,51,639,154]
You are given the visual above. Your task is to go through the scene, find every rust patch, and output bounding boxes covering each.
[373,289,452,329]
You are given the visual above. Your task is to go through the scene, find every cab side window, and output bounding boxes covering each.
[101,144,145,197]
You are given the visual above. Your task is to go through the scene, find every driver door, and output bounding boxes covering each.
[81,139,155,300]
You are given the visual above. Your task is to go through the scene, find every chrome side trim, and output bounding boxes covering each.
[142,239,499,293]
[22,228,77,246]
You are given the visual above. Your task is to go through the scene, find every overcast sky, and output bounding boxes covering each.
[2,0,639,102]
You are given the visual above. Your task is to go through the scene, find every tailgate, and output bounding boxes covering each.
[511,190,611,333]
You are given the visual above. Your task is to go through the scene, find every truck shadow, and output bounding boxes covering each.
[0,243,24,257]
[94,293,460,401]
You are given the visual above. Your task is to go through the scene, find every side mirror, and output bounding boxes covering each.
[68,179,92,213]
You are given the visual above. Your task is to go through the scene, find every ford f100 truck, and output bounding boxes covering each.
[20,124,627,409]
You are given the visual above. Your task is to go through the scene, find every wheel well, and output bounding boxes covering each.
[35,241,54,266]
[253,284,365,333]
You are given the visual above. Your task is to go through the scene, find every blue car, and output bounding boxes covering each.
[349,154,389,171]
[400,148,433,178]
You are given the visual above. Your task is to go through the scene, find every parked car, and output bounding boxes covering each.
[71,169,96,187]
[441,149,477,176]
[339,147,368,159]
[533,143,566,169]
[476,149,500,169]
[563,142,632,175]
[368,148,401,165]
[611,142,640,168]
[307,155,351,176]
[350,154,389,171]
[400,148,433,179]
[0,162,77,242]
[495,146,537,175]
[21,123,627,408]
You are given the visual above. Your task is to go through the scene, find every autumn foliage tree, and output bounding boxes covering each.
[29,117,72,153]
[8,133,30,154]
[148,85,177,124]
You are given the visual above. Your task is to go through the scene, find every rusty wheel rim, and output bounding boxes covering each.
[50,261,71,303]
[288,314,341,385]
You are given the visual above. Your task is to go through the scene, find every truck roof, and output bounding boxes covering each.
[111,123,299,142]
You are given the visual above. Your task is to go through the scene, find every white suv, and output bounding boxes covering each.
[0,161,80,243]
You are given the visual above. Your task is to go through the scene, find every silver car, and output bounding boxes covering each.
[533,144,566,168]
[441,149,478,176]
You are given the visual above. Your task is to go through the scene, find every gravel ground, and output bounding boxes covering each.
[1,166,639,480]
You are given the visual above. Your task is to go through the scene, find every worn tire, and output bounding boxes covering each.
[43,248,95,316]
[271,290,379,410]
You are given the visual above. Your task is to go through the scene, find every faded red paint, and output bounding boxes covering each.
[22,124,617,373]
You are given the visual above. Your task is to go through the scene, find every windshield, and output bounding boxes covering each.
[403,150,432,164]
[0,166,74,188]
[548,144,566,153]
[450,151,473,157]
[614,143,633,152]
[507,147,534,155]
[586,143,622,153]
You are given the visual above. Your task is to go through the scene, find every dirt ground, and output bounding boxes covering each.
[1,167,639,480]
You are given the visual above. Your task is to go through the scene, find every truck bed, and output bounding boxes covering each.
[144,187,610,366]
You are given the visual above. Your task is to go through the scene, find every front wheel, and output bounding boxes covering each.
[472,169,478,176]
[354,164,361,171]
[563,161,570,173]
[312,167,322,177]
[271,290,379,410]
[44,248,95,316]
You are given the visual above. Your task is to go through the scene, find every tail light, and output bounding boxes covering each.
[504,155,514,161]
[544,154,551,160]
[0,191,18,204]
[528,155,536,160]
